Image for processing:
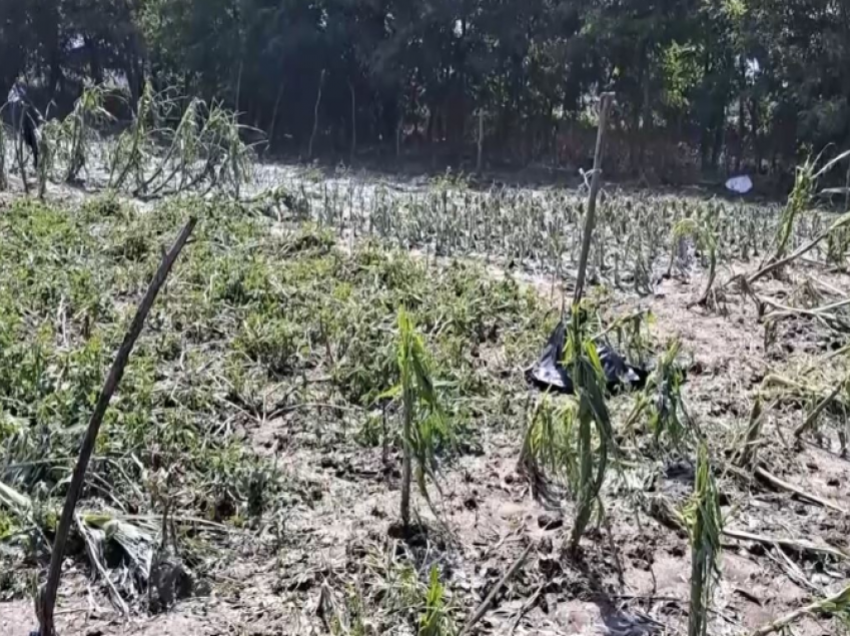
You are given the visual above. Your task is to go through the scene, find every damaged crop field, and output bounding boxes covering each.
[3,147,850,636]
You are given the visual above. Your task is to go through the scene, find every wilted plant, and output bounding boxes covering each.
[681,443,723,636]
[666,218,698,278]
[136,96,203,197]
[772,156,817,264]
[110,81,154,191]
[519,396,579,506]
[567,306,615,554]
[387,307,450,529]
[60,82,114,183]
[646,339,691,449]
[36,121,60,199]
[732,395,765,469]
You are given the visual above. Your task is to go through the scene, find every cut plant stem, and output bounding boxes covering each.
[37,216,197,636]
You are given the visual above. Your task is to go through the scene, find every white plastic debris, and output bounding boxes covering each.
[725,174,753,194]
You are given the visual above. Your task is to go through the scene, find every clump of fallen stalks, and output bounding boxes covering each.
[743,149,850,286]
[58,82,115,183]
[30,82,258,199]
[760,373,850,445]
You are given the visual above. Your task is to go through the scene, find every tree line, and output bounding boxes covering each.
[2,0,849,181]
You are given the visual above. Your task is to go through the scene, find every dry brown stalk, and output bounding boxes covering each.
[747,211,850,285]
[723,528,849,561]
[754,466,848,514]
[794,378,848,438]
[459,541,534,636]
[750,583,850,636]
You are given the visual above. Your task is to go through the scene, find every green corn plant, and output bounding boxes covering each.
[681,444,723,636]
[110,80,153,191]
[37,121,59,200]
[388,307,450,529]
[646,338,691,449]
[567,305,615,555]
[418,566,454,636]
[62,82,113,183]
[519,396,579,507]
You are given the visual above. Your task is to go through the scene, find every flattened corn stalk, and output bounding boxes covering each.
[750,583,850,636]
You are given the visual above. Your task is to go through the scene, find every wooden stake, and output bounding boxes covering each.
[573,92,614,307]
[37,217,197,636]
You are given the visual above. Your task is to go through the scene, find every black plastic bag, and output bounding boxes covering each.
[526,320,649,394]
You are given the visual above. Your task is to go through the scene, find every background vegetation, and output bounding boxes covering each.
[3,0,850,181]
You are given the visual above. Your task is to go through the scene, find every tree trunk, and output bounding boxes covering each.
[86,37,104,85]
[308,70,325,160]
[349,80,356,164]
[267,79,285,150]
[477,109,484,173]
[750,97,762,171]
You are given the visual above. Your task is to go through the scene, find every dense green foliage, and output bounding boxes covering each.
[0,194,547,585]
[3,0,850,177]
